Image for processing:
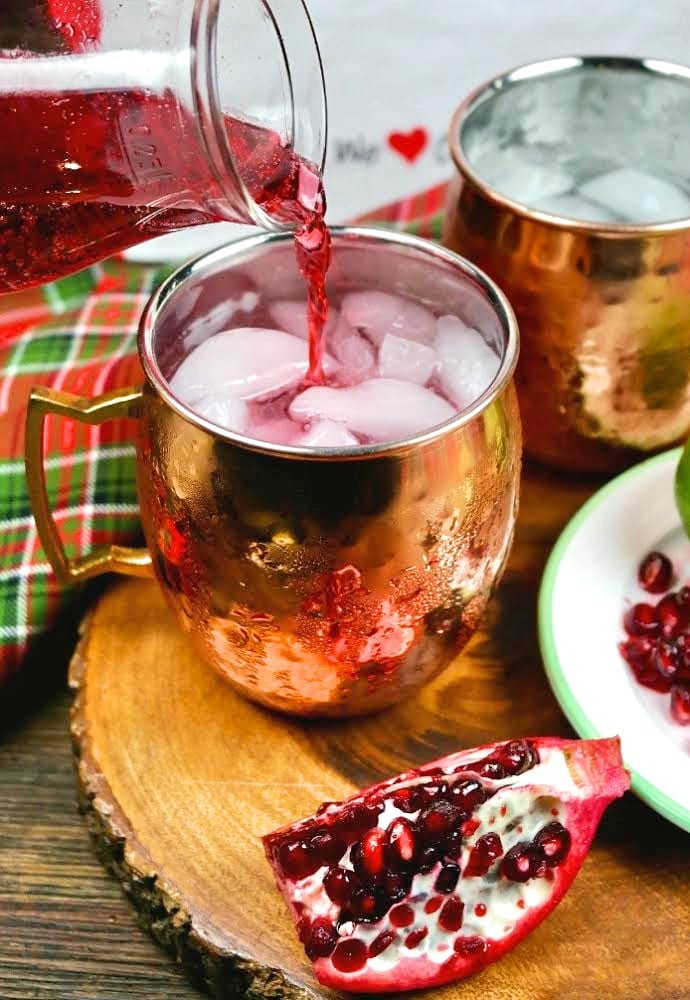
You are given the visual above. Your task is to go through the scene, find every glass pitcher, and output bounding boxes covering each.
[0,0,327,291]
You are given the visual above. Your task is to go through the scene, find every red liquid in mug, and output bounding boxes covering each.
[0,87,331,381]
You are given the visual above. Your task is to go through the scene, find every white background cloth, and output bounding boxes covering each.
[311,0,690,220]
[128,0,690,259]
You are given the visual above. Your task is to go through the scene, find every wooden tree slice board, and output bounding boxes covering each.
[69,471,689,1000]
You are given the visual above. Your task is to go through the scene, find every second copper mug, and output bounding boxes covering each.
[445,56,690,473]
[26,228,521,718]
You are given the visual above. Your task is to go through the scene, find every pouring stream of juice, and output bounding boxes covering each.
[0,55,331,383]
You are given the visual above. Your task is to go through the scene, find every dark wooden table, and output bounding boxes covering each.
[1,701,199,1000]
[1,463,688,1000]
[0,597,202,999]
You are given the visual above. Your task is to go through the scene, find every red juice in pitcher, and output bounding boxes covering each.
[0,84,331,380]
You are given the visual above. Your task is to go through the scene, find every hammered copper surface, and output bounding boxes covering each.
[135,379,520,716]
[445,57,690,473]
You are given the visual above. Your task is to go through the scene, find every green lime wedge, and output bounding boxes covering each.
[675,439,690,537]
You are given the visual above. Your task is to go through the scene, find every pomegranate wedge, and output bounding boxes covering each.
[263,737,629,992]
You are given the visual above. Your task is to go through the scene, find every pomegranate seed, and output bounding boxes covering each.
[297,915,311,943]
[416,845,441,873]
[621,638,673,692]
[438,896,465,932]
[463,833,503,877]
[387,817,416,863]
[619,635,654,669]
[368,930,397,958]
[474,903,487,917]
[449,779,487,810]
[531,855,548,879]
[533,822,571,866]
[654,640,679,679]
[350,887,387,922]
[418,800,463,840]
[435,863,460,894]
[323,866,356,906]
[656,593,687,637]
[335,802,383,841]
[309,832,346,865]
[391,786,426,813]
[383,872,410,902]
[425,896,443,914]
[670,684,690,724]
[476,760,506,779]
[677,585,690,607]
[676,645,690,682]
[442,829,463,859]
[277,839,320,879]
[360,827,387,877]
[405,927,428,949]
[517,898,526,909]
[633,662,673,693]
[303,917,338,959]
[490,740,538,775]
[389,903,415,928]
[637,551,672,593]
[453,936,486,956]
[331,938,367,973]
[500,843,536,883]
[623,603,659,636]
[423,779,450,799]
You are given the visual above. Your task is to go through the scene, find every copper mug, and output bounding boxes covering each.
[26,228,520,717]
[445,56,690,473]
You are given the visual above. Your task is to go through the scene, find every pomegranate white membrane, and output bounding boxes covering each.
[169,289,501,446]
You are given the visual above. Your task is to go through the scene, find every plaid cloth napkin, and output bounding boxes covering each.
[0,184,448,686]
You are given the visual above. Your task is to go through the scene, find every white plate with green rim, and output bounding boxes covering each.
[539,447,690,833]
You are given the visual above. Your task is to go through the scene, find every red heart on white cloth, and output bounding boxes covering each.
[387,127,429,163]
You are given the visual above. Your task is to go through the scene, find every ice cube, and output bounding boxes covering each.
[179,270,258,348]
[184,291,260,351]
[474,149,573,205]
[184,298,254,351]
[534,192,621,223]
[331,315,377,381]
[289,378,455,442]
[170,327,332,403]
[269,300,339,341]
[298,420,360,447]
[247,416,302,446]
[579,167,690,224]
[379,334,436,385]
[341,290,436,345]
[435,315,500,410]
[192,393,247,433]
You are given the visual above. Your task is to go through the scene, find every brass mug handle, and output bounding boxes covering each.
[25,385,153,584]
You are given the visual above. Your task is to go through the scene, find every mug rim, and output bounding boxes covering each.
[138,225,519,461]
[448,54,690,238]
